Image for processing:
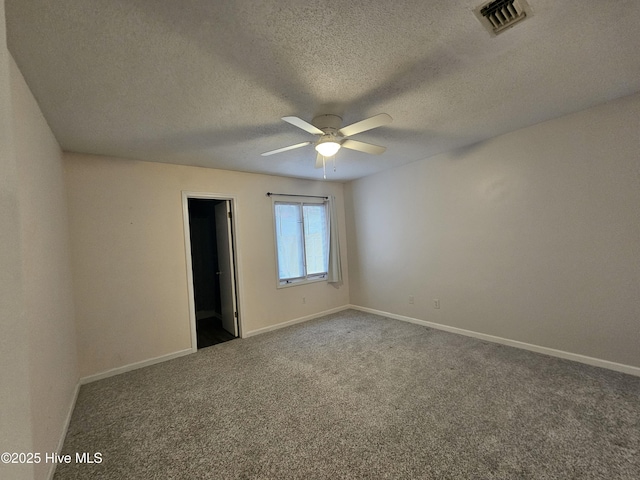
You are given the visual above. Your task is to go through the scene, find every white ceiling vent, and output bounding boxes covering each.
[474,0,532,36]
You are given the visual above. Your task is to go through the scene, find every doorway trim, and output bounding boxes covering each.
[181,191,244,352]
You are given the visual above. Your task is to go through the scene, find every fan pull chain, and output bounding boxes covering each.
[323,156,326,179]
[333,155,336,172]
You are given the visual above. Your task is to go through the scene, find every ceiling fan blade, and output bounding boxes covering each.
[339,113,392,137]
[315,153,325,169]
[282,116,324,135]
[341,139,386,155]
[261,141,311,156]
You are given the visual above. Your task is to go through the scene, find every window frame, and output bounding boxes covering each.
[272,199,329,288]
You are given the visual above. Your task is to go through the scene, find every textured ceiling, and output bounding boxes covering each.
[6,0,640,181]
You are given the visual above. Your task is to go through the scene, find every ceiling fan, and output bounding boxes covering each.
[261,113,392,168]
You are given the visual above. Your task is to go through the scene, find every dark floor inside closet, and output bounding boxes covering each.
[197,316,235,349]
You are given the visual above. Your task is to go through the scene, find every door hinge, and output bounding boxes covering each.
[228,211,232,219]
[234,311,238,318]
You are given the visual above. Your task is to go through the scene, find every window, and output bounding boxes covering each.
[274,201,329,286]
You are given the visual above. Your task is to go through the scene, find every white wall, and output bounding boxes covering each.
[346,92,640,369]
[64,154,350,378]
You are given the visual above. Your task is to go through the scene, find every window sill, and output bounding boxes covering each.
[277,276,327,289]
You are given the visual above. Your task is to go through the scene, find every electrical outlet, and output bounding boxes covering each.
[409,295,414,304]
[433,299,440,309]
[302,297,306,304]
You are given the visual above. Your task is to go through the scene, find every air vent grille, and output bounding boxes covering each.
[474,0,531,36]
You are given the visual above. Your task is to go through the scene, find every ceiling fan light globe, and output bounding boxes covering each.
[315,141,341,157]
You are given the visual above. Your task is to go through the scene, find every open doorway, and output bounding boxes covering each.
[185,196,239,349]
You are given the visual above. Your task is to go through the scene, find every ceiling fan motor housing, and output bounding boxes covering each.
[312,114,343,134]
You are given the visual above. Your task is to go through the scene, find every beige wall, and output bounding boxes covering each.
[346,92,640,368]
[0,2,34,478]
[1,5,79,476]
[10,55,79,479]
[64,154,350,377]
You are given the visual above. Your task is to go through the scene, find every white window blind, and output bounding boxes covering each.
[274,201,328,285]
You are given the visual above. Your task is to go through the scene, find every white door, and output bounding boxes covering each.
[215,201,238,337]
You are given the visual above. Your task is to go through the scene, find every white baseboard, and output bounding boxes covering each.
[349,305,640,377]
[80,306,352,383]
[79,305,639,383]
[47,381,80,480]
[243,305,352,338]
[80,348,193,384]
